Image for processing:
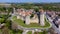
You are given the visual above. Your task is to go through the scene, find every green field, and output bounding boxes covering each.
[9,30,23,34]
[34,31,47,34]
[27,31,32,34]
[27,30,47,34]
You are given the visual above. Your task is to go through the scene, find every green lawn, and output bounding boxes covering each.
[0,29,2,34]
[34,30,47,34]
[27,31,32,34]
[34,32,43,34]
[12,16,51,28]
[9,29,23,34]
[27,30,47,34]
[34,32,47,34]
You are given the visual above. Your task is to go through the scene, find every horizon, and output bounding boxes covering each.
[0,0,60,3]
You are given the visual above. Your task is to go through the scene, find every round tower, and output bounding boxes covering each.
[40,9,45,26]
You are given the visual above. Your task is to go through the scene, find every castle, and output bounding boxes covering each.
[14,8,45,26]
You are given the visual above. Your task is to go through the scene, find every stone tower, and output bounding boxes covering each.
[13,7,16,14]
[25,15,30,25]
[40,9,45,26]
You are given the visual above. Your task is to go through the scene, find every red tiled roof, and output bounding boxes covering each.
[17,9,32,16]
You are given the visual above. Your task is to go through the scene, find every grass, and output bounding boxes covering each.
[27,30,47,34]
[34,32,47,34]
[12,16,51,28]
[27,31,32,34]
[34,30,47,34]
[34,32,43,34]
[0,29,23,34]
[0,29,2,34]
[9,29,23,34]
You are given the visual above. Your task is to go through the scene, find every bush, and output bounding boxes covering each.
[5,19,12,29]
[0,18,4,23]
[11,29,23,34]
[2,27,9,34]
[30,14,34,18]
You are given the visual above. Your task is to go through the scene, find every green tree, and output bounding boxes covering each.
[0,18,4,23]
[5,19,12,29]
[0,7,6,12]
[2,27,9,34]
[34,6,39,12]
[6,7,13,13]
[30,14,34,18]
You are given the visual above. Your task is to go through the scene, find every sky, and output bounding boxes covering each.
[0,0,60,3]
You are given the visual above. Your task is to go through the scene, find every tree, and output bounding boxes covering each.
[12,22,18,30]
[11,22,18,34]
[43,30,47,34]
[0,7,6,12]
[0,18,4,23]
[34,6,39,12]
[5,19,12,29]
[6,7,13,13]
[30,14,34,18]
[2,27,9,34]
